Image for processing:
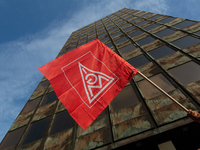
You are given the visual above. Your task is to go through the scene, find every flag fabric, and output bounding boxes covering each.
[38,39,138,130]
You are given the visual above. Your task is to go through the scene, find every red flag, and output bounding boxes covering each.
[38,39,138,130]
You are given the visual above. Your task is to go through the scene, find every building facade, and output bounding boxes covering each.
[1,8,200,150]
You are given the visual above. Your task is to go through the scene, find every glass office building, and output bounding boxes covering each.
[1,8,200,150]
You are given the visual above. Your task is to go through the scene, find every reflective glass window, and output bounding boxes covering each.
[137,74,175,99]
[98,32,107,37]
[105,42,113,48]
[110,85,140,112]
[41,92,58,106]
[68,46,76,52]
[128,55,150,68]
[142,13,151,18]
[21,97,41,114]
[119,44,136,54]
[116,20,124,25]
[50,111,74,135]
[136,20,148,26]
[159,17,175,24]
[124,26,135,32]
[144,24,159,31]
[155,28,175,38]
[120,23,129,28]
[149,46,176,59]
[109,28,118,33]
[22,117,50,145]
[131,18,140,23]
[126,16,134,20]
[35,80,49,91]
[88,38,96,42]
[136,12,144,16]
[114,37,128,44]
[100,37,110,42]
[0,126,26,150]
[71,41,77,46]
[98,29,105,33]
[169,61,200,85]
[195,31,200,35]
[58,51,66,57]
[171,36,200,49]
[62,45,68,50]
[173,20,196,29]
[78,42,86,47]
[129,30,144,38]
[107,25,115,29]
[80,37,87,42]
[111,31,122,38]
[148,15,161,20]
[122,14,129,18]
[137,36,156,46]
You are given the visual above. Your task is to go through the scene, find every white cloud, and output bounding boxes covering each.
[0,0,169,142]
[133,0,168,14]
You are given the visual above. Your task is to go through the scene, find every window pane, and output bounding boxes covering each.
[155,28,175,38]
[110,85,140,112]
[22,117,50,145]
[107,25,115,29]
[21,97,41,114]
[128,55,150,68]
[109,28,118,33]
[50,110,74,135]
[137,36,156,46]
[195,31,200,35]
[0,126,26,150]
[131,18,140,23]
[58,51,66,57]
[124,26,135,32]
[159,17,175,24]
[136,20,148,26]
[100,37,110,42]
[111,31,122,38]
[168,61,200,85]
[41,92,58,106]
[142,13,151,18]
[119,44,136,54]
[138,74,175,99]
[148,15,161,20]
[171,36,200,49]
[144,24,159,31]
[173,20,196,29]
[120,23,129,28]
[149,46,176,60]
[88,38,96,42]
[105,42,113,48]
[98,32,107,37]
[126,16,134,20]
[129,30,144,38]
[116,20,124,25]
[36,80,49,91]
[136,12,145,16]
[114,37,128,44]
[68,47,76,52]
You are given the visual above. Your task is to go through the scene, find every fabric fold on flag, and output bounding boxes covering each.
[38,39,138,130]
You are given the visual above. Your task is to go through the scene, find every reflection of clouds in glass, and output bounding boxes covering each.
[169,61,200,85]
[138,74,175,99]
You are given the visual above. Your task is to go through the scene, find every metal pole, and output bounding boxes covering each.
[138,71,188,112]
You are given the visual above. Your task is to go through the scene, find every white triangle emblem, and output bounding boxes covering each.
[79,62,115,104]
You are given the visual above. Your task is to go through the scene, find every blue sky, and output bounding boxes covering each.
[0,0,200,142]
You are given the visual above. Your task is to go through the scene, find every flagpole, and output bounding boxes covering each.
[138,71,188,112]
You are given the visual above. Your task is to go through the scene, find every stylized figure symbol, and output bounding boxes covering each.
[79,62,114,104]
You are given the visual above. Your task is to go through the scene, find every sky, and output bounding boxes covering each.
[0,0,200,143]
